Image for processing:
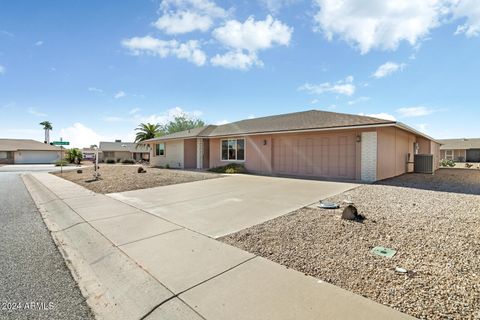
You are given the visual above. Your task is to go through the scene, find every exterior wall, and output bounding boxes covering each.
[202,139,210,169]
[113,151,133,161]
[150,140,184,168]
[0,151,14,164]
[417,137,431,154]
[14,150,61,164]
[209,135,273,174]
[431,142,441,170]
[377,127,416,180]
[183,138,197,169]
[361,132,377,181]
[440,149,466,162]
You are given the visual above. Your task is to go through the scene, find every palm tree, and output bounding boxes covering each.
[134,123,163,143]
[40,121,53,144]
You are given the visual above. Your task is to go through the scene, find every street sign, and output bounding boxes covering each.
[53,141,70,146]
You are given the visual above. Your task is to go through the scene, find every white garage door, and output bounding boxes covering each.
[15,151,60,164]
[272,133,356,179]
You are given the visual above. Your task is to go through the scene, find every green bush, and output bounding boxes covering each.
[165,164,170,169]
[122,159,135,164]
[208,163,246,174]
[65,148,83,164]
[106,159,116,164]
[55,159,69,166]
[440,159,456,167]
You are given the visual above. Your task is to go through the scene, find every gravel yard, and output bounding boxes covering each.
[53,164,221,193]
[221,169,480,319]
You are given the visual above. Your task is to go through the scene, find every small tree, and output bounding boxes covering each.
[163,116,205,134]
[66,148,84,164]
[40,121,53,144]
[134,123,163,143]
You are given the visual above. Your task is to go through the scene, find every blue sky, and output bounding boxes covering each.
[1,0,479,147]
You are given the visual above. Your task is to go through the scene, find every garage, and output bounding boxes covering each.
[272,132,357,179]
[466,149,480,162]
[15,150,61,164]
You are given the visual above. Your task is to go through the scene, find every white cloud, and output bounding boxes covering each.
[396,106,436,117]
[0,30,14,37]
[122,36,207,66]
[210,15,292,70]
[299,75,355,96]
[88,87,103,93]
[452,0,480,37]
[35,40,43,46]
[211,51,263,70]
[313,0,448,54]
[416,123,429,133]
[155,11,214,34]
[213,15,292,52]
[154,0,229,34]
[359,112,397,121]
[215,119,230,125]
[27,107,47,117]
[58,123,109,148]
[373,62,406,78]
[114,90,126,99]
[129,107,141,115]
[347,96,370,105]
[0,65,5,75]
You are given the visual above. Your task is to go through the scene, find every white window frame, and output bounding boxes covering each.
[445,149,454,160]
[155,143,165,157]
[220,138,246,162]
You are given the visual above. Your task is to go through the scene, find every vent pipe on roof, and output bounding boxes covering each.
[115,139,121,143]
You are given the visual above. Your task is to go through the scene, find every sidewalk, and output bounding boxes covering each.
[23,172,415,320]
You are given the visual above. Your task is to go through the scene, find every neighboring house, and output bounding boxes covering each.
[142,110,441,182]
[438,138,480,162]
[0,139,63,164]
[99,140,149,162]
[82,148,102,161]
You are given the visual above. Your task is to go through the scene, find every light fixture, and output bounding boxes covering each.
[263,139,267,145]
[356,135,361,142]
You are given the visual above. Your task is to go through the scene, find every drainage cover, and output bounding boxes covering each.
[318,201,340,209]
[371,246,397,258]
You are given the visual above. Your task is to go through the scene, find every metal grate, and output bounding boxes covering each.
[414,154,434,174]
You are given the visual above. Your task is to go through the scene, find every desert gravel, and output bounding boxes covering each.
[221,169,480,319]
[53,164,221,193]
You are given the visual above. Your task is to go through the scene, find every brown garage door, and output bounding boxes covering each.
[272,133,356,179]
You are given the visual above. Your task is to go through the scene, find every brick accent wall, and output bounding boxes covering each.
[361,132,377,182]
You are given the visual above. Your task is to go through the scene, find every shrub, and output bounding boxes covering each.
[116,158,121,163]
[122,159,135,164]
[208,163,246,174]
[106,159,116,164]
[440,159,456,167]
[55,159,69,166]
[65,148,83,164]
[165,164,170,169]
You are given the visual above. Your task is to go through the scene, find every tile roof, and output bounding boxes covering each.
[438,138,480,150]
[0,139,62,151]
[144,110,395,142]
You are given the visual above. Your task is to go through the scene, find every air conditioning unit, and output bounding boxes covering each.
[414,154,434,174]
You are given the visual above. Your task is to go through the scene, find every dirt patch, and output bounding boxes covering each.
[53,164,221,193]
[221,171,480,319]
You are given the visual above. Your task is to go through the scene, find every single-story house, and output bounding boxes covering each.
[142,110,441,182]
[99,140,149,162]
[0,139,63,164]
[438,138,480,162]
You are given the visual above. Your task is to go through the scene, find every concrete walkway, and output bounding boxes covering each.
[23,172,414,320]
[108,174,359,238]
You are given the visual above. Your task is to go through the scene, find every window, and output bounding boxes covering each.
[155,143,165,156]
[221,138,245,161]
[445,150,453,160]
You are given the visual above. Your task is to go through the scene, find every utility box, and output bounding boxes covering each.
[414,154,434,174]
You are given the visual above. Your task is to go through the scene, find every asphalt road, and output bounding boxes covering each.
[0,172,94,320]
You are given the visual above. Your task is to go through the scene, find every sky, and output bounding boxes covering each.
[1,0,479,148]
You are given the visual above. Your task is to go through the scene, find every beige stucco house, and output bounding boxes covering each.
[438,138,480,162]
[143,110,441,182]
[0,139,63,164]
[99,140,149,162]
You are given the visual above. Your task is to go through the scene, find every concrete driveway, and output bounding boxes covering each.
[108,174,358,238]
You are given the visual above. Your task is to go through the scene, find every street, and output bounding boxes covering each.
[0,172,93,320]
